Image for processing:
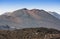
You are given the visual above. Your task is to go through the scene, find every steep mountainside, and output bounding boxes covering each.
[0,8,60,30]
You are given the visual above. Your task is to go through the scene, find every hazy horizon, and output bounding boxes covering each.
[0,0,60,15]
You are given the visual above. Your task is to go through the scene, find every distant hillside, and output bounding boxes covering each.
[0,27,60,39]
[48,12,60,19]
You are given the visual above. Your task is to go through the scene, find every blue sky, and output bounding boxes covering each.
[0,0,60,15]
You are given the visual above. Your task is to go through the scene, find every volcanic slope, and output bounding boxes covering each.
[0,8,60,30]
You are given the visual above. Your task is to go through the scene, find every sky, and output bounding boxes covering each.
[0,0,60,15]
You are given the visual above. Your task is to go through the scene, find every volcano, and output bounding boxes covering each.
[0,8,60,30]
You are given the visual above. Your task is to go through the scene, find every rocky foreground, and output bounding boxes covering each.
[0,27,60,39]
